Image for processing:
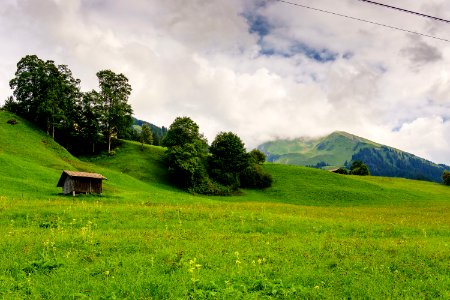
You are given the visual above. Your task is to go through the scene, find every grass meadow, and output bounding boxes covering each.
[1,111,450,298]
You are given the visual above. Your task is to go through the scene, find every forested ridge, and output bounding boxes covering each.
[4,55,134,155]
[351,146,450,183]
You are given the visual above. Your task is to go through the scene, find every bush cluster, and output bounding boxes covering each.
[162,117,272,194]
[350,160,371,176]
[6,119,17,125]
[333,161,370,176]
[333,167,349,175]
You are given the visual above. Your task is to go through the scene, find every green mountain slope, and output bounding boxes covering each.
[258,131,450,182]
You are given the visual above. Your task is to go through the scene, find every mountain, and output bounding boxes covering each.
[258,131,450,183]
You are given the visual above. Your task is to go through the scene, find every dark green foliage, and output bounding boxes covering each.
[333,167,349,175]
[240,164,273,188]
[77,90,102,154]
[443,171,450,186]
[141,124,153,146]
[133,117,167,145]
[209,133,272,189]
[350,160,370,176]
[249,149,266,164]
[9,55,81,140]
[163,117,211,191]
[165,142,209,189]
[2,96,20,113]
[6,119,17,125]
[308,161,329,169]
[209,132,249,188]
[96,70,133,154]
[162,117,206,148]
[163,118,272,193]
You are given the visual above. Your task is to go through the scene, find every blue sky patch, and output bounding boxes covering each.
[290,42,338,62]
[243,10,337,63]
[258,42,338,63]
[245,14,271,39]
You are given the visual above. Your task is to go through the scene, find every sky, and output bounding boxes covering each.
[1,0,450,164]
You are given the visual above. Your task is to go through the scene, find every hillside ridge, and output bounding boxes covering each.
[258,131,449,183]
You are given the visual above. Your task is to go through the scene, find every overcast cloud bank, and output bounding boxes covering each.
[1,0,450,164]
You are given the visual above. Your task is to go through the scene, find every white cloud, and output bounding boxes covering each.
[374,116,450,164]
[0,0,450,164]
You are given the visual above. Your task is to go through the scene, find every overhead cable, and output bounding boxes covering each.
[358,0,450,24]
[274,0,450,43]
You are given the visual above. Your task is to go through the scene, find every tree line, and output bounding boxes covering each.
[127,117,168,147]
[3,55,133,155]
[352,146,450,183]
[162,117,272,194]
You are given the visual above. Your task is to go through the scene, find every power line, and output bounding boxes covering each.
[358,0,450,24]
[274,0,450,43]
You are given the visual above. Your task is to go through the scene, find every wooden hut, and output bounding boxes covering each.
[57,170,107,195]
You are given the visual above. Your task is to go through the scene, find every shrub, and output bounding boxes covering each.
[350,160,370,176]
[240,165,273,188]
[188,177,232,195]
[7,119,17,125]
[333,167,349,175]
[443,170,450,186]
[249,149,266,164]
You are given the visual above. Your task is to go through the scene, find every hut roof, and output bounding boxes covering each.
[57,170,107,187]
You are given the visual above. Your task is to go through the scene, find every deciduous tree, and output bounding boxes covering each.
[249,149,266,165]
[350,160,370,176]
[209,132,249,187]
[141,123,153,146]
[96,70,133,153]
[9,55,80,139]
[77,90,102,153]
[162,117,209,190]
[443,170,450,186]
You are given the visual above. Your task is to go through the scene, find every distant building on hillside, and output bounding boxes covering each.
[57,170,107,196]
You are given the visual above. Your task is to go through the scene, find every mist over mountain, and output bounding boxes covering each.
[258,131,450,183]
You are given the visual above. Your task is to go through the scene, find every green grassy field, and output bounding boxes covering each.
[1,111,449,299]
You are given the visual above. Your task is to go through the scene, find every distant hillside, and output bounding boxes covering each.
[131,117,168,145]
[258,131,450,183]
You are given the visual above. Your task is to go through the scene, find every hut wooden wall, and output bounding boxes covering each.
[62,178,103,194]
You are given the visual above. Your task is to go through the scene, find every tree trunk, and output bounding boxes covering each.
[108,134,111,154]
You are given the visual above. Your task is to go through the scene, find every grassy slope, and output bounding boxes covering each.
[0,111,196,204]
[1,111,450,298]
